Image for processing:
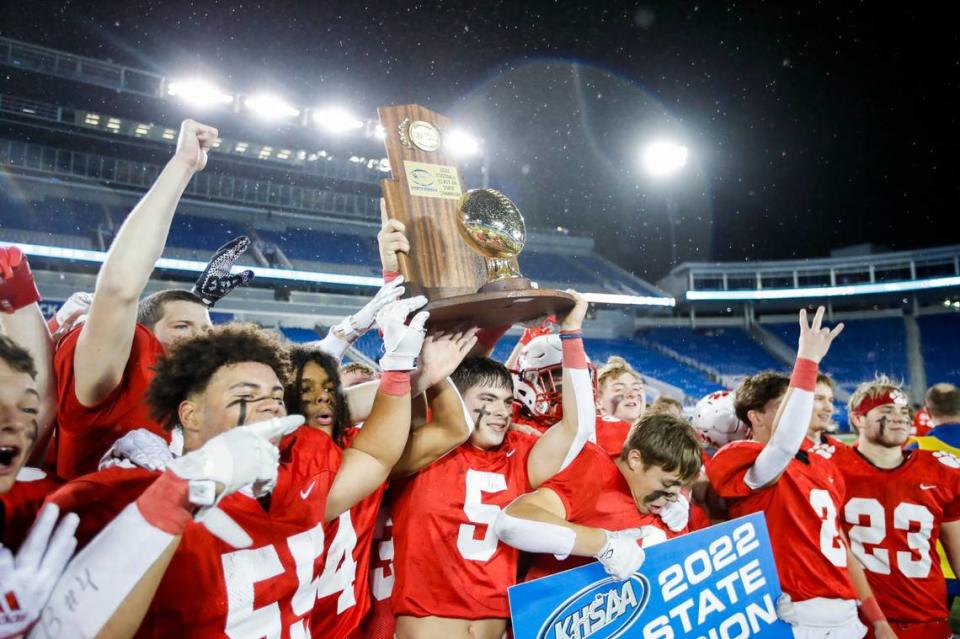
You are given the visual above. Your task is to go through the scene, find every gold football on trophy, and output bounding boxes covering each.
[456,188,527,287]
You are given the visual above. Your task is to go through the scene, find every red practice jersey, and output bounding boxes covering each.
[526,443,679,581]
[832,444,960,625]
[311,427,387,639]
[53,323,167,480]
[47,426,338,638]
[707,438,857,602]
[0,468,62,550]
[390,431,538,620]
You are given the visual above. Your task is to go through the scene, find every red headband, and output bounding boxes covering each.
[852,388,909,417]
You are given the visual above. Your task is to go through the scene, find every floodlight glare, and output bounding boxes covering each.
[642,140,688,177]
[444,129,480,156]
[244,94,300,120]
[166,80,233,107]
[313,108,364,133]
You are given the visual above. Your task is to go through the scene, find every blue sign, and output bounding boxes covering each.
[508,513,792,639]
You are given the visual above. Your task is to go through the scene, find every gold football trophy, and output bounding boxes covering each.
[379,104,574,326]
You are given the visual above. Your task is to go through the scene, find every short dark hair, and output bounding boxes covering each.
[286,346,350,446]
[817,372,835,391]
[147,323,290,430]
[734,371,790,424]
[137,289,204,329]
[926,383,960,419]
[0,335,36,379]
[620,413,702,481]
[451,357,513,395]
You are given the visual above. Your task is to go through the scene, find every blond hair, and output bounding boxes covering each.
[597,355,642,389]
[847,374,906,428]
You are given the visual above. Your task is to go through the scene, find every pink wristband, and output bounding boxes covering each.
[790,358,819,392]
[383,270,401,283]
[135,471,193,535]
[859,596,885,625]
[561,337,588,369]
[379,371,411,396]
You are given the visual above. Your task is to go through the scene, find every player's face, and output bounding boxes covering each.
[599,372,645,423]
[860,402,911,448]
[464,383,514,450]
[299,361,337,435]
[809,382,835,434]
[0,360,40,494]
[181,361,286,452]
[153,300,213,350]
[621,449,684,515]
[340,367,376,389]
[749,396,784,444]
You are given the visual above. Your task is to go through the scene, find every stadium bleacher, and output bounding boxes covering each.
[765,317,909,389]
[642,326,785,377]
[918,313,960,385]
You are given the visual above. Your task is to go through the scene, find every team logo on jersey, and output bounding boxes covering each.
[811,443,836,459]
[934,451,960,469]
[536,574,650,639]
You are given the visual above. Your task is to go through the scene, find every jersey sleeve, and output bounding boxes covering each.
[540,443,605,521]
[54,323,162,433]
[44,469,154,549]
[706,440,765,499]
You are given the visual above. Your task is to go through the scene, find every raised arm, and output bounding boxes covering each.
[526,292,595,488]
[324,297,428,522]
[0,248,56,450]
[73,119,217,406]
[745,306,843,489]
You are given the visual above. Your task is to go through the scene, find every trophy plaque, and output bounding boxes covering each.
[378,104,575,327]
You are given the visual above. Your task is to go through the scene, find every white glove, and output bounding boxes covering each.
[0,504,79,638]
[168,415,304,548]
[594,528,646,581]
[776,593,800,626]
[376,296,429,371]
[658,494,690,532]
[55,291,92,326]
[99,428,174,471]
[334,276,406,342]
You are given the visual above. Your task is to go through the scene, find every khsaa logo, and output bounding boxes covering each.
[409,168,436,187]
[536,574,650,639]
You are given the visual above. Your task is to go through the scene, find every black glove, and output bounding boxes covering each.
[192,236,255,307]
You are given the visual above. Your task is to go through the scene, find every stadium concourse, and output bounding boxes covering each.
[1,33,960,639]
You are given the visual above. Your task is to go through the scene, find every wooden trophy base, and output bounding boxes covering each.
[423,287,576,328]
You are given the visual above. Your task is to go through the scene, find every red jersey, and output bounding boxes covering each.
[526,443,679,581]
[311,427,387,639]
[512,413,632,458]
[832,444,960,625]
[47,426,338,638]
[0,468,62,550]
[391,431,538,619]
[707,438,857,602]
[53,323,167,480]
[351,501,397,639]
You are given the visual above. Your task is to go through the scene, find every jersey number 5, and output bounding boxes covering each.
[457,469,508,561]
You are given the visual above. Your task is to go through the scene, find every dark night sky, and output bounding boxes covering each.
[4,1,959,280]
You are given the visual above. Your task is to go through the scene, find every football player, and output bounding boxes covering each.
[708,307,895,638]
[833,377,960,638]
[388,292,597,639]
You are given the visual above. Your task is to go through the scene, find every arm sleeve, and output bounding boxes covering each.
[744,358,818,490]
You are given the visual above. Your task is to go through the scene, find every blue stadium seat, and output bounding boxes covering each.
[280,327,322,344]
[918,314,960,385]
[0,195,108,237]
[765,317,908,387]
[643,327,784,376]
[257,227,379,266]
[167,214,249,252]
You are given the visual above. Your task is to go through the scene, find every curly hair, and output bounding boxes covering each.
[146,323,291,430]
[286,346,350,446]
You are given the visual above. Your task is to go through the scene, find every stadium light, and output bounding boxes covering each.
[166,79,234,107]
[642,140,688,178]
[444,130,480,156]
[686,275,960,301]
[244,94,300,120]
[312,108,364,133]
